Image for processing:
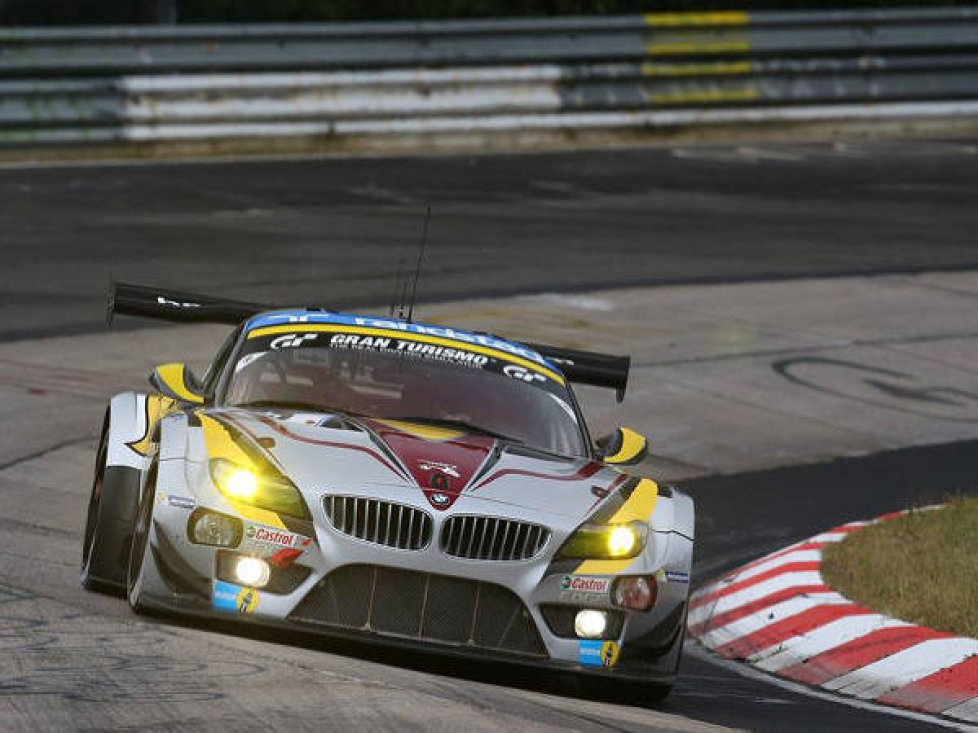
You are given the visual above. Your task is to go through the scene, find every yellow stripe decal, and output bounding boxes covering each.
[246,324,565,385]
[644,11,749,27]
[574,479,659,575]
[199,414,287,530]
[156,363,204,404]
[126,395,177,457]
[228,500,288,530]
[376,419,465,442]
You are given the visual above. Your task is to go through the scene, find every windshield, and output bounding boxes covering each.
[223,328,587,458]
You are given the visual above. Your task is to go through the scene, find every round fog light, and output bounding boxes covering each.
[612,576,657,611]
[574,609,608,639]
[234,556,270,588]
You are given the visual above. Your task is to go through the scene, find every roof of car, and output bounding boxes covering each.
[245,309,557,371]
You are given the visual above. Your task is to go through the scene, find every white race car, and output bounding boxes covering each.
[82,283,694,699]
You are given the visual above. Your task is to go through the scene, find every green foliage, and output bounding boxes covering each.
[821,497,978,639]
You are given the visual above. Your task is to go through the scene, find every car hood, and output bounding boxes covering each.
[199,408,626,524]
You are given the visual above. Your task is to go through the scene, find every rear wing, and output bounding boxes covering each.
[108,281,630,401]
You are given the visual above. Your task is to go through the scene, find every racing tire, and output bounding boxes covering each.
[127,461,158,615]
[644,683,674,705]
[81,420,140,596]
[642,608,687,705]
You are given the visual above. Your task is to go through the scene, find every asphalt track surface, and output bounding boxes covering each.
[1,138,977,731]
[1,137,977,342]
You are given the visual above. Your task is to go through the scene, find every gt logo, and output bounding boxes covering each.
[270,333,318,350]
[503,364,545,384]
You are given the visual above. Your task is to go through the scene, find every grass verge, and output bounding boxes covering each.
[821,496,978,639]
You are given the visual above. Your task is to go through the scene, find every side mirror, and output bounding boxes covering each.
[149,363,206,405]
[596,427,648,466]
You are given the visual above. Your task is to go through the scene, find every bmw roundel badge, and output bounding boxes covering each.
[430,492,449,506]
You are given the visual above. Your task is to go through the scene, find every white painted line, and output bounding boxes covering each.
[699,594,852,651]
[824,638,978,700]
[750,614,909,672]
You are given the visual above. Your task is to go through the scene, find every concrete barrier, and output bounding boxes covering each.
[1,8,977,148]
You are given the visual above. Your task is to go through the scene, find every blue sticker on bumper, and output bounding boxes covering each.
[213,580,242,612]
[578,640,621,668]
[578,640,604,667]
[213,580,260,614]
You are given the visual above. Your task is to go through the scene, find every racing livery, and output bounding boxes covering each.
[82,283,694,699]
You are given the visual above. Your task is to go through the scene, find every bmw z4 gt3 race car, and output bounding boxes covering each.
[82,283,694,698]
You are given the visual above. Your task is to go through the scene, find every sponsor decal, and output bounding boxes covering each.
[167,495,196,510]
[418,460,460,479]
[328,332,489,369]
[250,312,549,367]
[664,570,690,584]
[561,575,611,594]
[244,525,312,549]
[503,364,546,384]
[578,640,620,668]
[269,548,302,568]
[212,580,258,614]
[270,333,318,350]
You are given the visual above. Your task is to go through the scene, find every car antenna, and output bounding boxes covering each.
[405,205,430,324]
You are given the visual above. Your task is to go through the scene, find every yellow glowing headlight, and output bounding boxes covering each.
[223,468,258,498]
[608,526,637,556]
[556,520,648,560]
[209,458,309,519]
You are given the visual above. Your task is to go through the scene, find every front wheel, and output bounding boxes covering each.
[127,462,158,614]
[644,683,673,705]
[81,421,139,596]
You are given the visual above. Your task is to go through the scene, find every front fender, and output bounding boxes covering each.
[105,392,177,471]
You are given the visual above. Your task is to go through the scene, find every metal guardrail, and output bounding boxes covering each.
[1,8,977,147]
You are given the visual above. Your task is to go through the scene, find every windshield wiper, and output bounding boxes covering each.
[384,416,524,445]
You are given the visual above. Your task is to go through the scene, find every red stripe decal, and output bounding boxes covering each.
[690,562,822,611]
[778,626,952,686]
[688,584,830,637]
[714,604,869,660]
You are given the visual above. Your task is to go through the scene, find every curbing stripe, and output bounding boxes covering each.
[824,638,978,700]
[688,585,833,636]
[689,570,825,615]
[877,656,978,714]
[690,561,821,609]
[715,549,823,585]
[778,625,952,686]
[689,508,978,725]
[698,593,848,650]
[752,614,910,672]
[714,604,871,660]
